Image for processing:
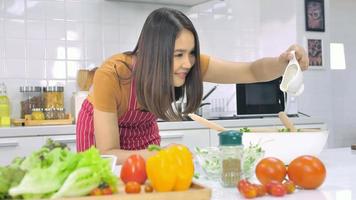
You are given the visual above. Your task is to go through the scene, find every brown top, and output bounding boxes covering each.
[88,53,210,118]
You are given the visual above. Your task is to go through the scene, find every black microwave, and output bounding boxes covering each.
[236,77,285,116]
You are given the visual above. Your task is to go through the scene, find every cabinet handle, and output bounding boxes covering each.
[160,133,184,139]
[0,141,19,147]
[53,139,76,144]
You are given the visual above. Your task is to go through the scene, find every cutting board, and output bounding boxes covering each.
[55,182,211,200]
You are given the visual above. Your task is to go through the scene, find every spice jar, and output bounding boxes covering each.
[31,108,45,120]
[20,86,42,118]
[43,86,64,109]
[55,108,66,119]
[44,108,55,120]
[218,130,243,187]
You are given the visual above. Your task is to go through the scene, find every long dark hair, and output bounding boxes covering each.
[128,7,203,121]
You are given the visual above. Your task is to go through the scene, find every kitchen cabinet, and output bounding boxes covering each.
[160,129,210,152]
[0,117,327,165]
[0,136,45,165]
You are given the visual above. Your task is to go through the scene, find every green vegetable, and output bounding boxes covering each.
[51,167,100,199]
[0,157,26,199]
[242,143,265,180]
[239,127,251,133]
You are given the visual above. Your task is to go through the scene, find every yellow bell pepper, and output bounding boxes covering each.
[146,144,194,192]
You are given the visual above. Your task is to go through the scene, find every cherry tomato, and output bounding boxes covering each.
[144,183,154,193]
[237,179,251,192]
[89,188,102,196]
[269,182,286,197]
[287,155,326,189]
[241,184,258,199]
[120,154,147,184]
[252,184,266,197]
[283,180,296,194]
[125,181,141,194]
[101,187,113,195]
[255,157,287,185]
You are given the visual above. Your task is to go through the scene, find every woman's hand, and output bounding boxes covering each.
[279,44,309,71]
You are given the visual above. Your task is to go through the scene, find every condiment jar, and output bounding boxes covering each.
[218,130,243,187]
[20,86,42,118]
[31,108,45,120]
[43,86,64,109]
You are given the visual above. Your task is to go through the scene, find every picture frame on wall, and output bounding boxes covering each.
[305,0,325,32]
[307,39,323,69]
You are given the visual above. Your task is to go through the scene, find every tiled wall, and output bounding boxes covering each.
[0,0,273,119]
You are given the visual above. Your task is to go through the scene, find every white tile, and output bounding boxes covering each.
[46,79,65,87]
[26,0,46,20]
[0,39,4,58]
[66,21,83,41]
[4,0,25,18]
[101,1,120,24]
[66,41,83,60]
[0,59,4,78]
[5,38,25,59]
[26,59,45,79]
[65,1,82,21]
[27,20,45,39]
[0,1,4,18]
[84,22,102,41]
[85,40,103,61]
[46,40,66,59]
[45,1,65,20]
[46,20,66,40]
[102,23,119,43]
[85,60,101,69]
[103,42,120,58]
[82,2,101,23]
[4,19,25,38]
[0,19,4,37]
[67,60,85,80]
[46,60,66,79]
[27,39,45,59]
[64,79,76,114]
[4,58,26,78]
[118,24,140,45]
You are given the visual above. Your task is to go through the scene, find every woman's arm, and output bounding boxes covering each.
[203,44,309,84]
[94,109,155,164]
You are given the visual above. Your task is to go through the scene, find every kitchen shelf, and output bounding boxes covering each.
[107,0,213,7]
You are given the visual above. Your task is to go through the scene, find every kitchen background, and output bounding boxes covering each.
[0,0,354,148]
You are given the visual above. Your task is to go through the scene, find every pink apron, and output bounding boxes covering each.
[76,79,161,152]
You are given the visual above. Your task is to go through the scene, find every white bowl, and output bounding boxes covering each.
[242,128,328,164]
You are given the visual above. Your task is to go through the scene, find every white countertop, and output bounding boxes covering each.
[196,147,355,200]
[0,116,326,138]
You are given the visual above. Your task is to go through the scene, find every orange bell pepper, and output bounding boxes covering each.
[146,144,194,192]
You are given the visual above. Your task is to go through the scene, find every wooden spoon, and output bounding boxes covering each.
[278,111,297,132]
[188,113,226,132]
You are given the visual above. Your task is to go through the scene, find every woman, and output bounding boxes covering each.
[76,7,309,164]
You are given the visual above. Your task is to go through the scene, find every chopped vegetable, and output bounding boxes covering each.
[239,127,251,133]
[242,143,265,180]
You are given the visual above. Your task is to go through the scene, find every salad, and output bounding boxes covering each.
[0,139,117,199]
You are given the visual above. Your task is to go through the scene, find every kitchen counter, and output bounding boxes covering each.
[0,116,326,138]
[196,147,355,200]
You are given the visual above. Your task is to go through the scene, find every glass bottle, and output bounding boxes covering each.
[43,86,64,109]
[20,86,42,118]
[218,130,243,187]
[31,108,45,120]
[0,83,11,127]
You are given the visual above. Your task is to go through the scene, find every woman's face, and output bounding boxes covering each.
[173,28,196,87]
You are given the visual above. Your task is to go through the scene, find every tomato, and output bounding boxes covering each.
[125,181,141,194]
[252,184,266,197]
[144,183,154,193]
[269,182,286,197]
[237,179,251,192]
[283,180,296,194]
[120,154,147,184]
[240,184,258,199]
[89,188,102,196]
[287,155,326,189]
[255,157,287,185]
